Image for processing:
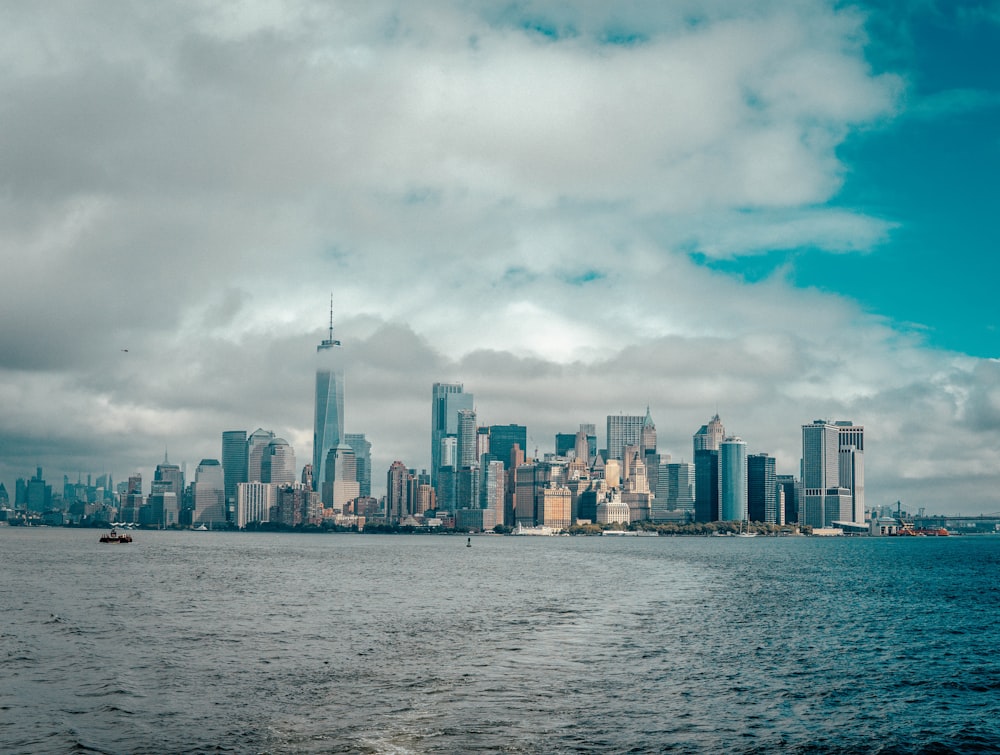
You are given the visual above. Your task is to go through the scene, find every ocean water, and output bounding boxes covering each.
[2,528,999,754]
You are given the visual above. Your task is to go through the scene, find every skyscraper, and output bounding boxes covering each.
[150,453,184,504]
[777,475,798,524]
[694,449,719,522]
[664,461,695,514]
[748,453,777,524]
[431,383,473,485]
[262,438,296,486]
[488,424,528,469]
[386,461,412,523]
[344,433,372,498]
[837,422,865,524]
[457,408,478,468]
[193,459,226,527]
[693,414,726,453]
[222,430,248,519]
[640,407,657,454]
[607,413,645,461]
[236,481,273,528]
[314,300,344,493]
[481,459,505,526]
[801,420,854,528]
[323,443,359,511]
[247,428,275,483]
[720,437,747,522]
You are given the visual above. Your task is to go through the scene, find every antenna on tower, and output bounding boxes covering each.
[328,293,334,341]
[318,293,341,351]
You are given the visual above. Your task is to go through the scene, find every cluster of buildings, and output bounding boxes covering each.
[382,392,865,533]
[1,306,866,533]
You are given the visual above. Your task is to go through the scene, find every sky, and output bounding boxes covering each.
[1,0,999,516]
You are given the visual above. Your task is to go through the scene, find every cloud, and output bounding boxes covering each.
[0,1,996,516]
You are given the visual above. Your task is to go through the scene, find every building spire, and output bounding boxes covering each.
[318,293,342,352]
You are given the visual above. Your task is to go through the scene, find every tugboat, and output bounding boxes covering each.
[99,528,133,544]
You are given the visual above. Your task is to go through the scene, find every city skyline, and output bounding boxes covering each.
[1,3,999,517]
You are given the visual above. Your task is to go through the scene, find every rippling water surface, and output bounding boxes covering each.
[2,528,999,754]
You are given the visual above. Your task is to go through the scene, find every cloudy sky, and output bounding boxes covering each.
[2,1,999,516]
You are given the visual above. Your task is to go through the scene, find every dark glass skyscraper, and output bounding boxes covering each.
[748,453,777,524]
[694,449,720,523]
[221,430,247,520]
[488,424,527,469]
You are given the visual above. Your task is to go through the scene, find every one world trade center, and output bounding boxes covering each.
[313,300,344,491]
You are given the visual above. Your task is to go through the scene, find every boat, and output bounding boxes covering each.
[735,519,757,538]
[513,523,555,536]
[99,528,133,544]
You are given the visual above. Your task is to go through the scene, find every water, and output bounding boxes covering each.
[2,528,999,754]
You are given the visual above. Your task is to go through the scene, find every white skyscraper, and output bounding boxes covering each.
[236,481,274,528]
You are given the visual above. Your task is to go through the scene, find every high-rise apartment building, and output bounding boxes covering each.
[456,465,479,511]
[514,463,537,526]
[481,459,505,526]
[314,302,345,493]
[457,408,478,468]
[236,481,274,528]
[274,484,315,527]
[386,461,412,523]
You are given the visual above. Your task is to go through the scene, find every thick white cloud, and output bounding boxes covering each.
[0,1,996,516]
